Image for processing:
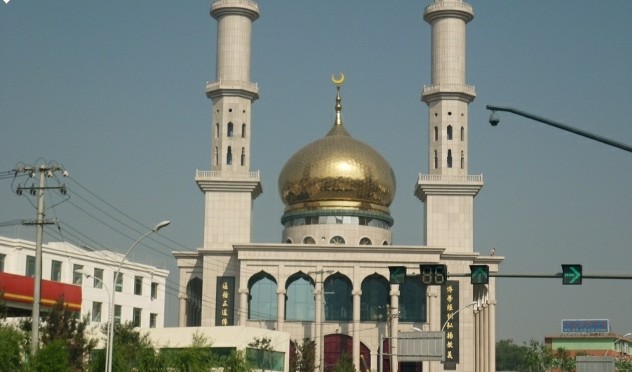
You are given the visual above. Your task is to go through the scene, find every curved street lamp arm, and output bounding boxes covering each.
[486,105,632,153]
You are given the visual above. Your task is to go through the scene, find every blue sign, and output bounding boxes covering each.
[562,319,609,334]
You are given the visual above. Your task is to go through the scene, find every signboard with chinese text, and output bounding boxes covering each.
[562,319,609,334]
[215,276,235,326]
[441,280,460,368]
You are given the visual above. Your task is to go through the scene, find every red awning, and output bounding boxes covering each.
[0,272,82,313]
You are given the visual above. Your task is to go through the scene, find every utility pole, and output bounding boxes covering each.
[14,163,68,355]
[309,269,333,372]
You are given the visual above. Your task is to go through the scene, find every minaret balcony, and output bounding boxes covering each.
[421,83,476,103]
[206,79,259,101]
[415,173,483,201]
[424,1,474,23]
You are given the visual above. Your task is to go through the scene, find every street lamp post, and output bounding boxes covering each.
[106,220,170,372]
[75,269,111,372]
[485,105,632,153]
[604,332,632,356]
[441,301,477,332]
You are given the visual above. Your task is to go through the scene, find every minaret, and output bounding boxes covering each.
[415,0,482,252]
[197,0,262,250]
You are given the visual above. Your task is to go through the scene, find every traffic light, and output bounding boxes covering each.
[389,266,406,284]
[419,264,447,285]
[562,264,582,285]
[470,265,489,285]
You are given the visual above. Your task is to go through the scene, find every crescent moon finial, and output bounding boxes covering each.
[331,72,345,86]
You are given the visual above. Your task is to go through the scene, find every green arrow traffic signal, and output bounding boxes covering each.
[562,264,582,285]
[470,265,489,285]
[389,266,406,284]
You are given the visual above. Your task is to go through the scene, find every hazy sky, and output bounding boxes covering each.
[1,1,631,343]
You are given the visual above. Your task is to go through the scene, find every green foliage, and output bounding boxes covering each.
[109,322,162,372]
[333,352,355,372]
[292,338,316,372]
[220,349,253,372]
[40,298,97,370]
[161,332,218,372]
[615,358,632,371]
[27,340,72,372]
[496,338,553,372]
[0,323,26,371]
[551,347,575,372]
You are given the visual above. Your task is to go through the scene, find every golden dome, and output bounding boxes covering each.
[278,81,396,217]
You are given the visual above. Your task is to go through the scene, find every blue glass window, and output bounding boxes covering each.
[399,275,426,322]
[249,273,277,320]
[324,274,352,321]
[286,273,315,321]
[361,274,389,321]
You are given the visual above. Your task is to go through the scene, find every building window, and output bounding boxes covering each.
[149,313,157,328]
[447,149,453,168]
[94,268,104,289]
[447,125,453,140]
[241,148,245,166]
[241,123,246,138]
[434,126,438,141]
[461,126,465,141]
[359,237,372,245]
[214,147,219,166]
[114,305,122,324]
[399,275,426,322]
[360,274,389,321]
[133,308,142,327]
[227,122,234,137]
[26,255,35,277]
[73,264,83,285]
[151,282,158,300]
[134,276,143,295]
[330,236,345,245]
[302,236,316,244]
[50,260,62,282]
[91,302,102,322]
[215,123,219,138]
[115,273,123,292]
[248,273,277,321]
[461,151,464,169]
[227,146,232,165]
[324,274,353,321]
[0,253,5,272]
[434,150,438,169]
[285,273,315,321]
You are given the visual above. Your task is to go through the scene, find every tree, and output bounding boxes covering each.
[27,340,72,372]
[292,338,316,372]
[333,352,355,372]
[0,323,25,371]
[221,349,253,372]
[162,332,217,372]
[106,322,163,372]
[496,339,526,370]
[552,347,575,372]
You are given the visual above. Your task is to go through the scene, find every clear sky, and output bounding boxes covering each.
[1,1,631,344]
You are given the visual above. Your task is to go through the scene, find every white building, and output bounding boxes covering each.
[173,1,502,371]
[0,235,168,330]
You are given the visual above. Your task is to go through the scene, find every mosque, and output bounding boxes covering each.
[173,1,502,371]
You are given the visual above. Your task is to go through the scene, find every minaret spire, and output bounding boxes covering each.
[331,73,345,126]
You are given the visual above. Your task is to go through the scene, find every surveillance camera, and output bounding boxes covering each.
[489,112,500,126]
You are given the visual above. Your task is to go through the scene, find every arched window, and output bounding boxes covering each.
[461,126,465,141]
[186,277,202,327]
[241,148,245,166]
[434,126,438,141]
[399,275,426,322]
[434,150,438,169]
[215,123,219,138]
[302,236,316,244]
[360,274,389,321]
[447,149,453,168]
[285,238,293,244]
[286,273,315,321]
[447,125,453,140]
[359,237,372,245]
[382,240,389,245]
[227,146,232,165]
[227,122,234,137]
[248,272,277,320]
[242,123,246,138]
[461,151,464,169]
[214,147,219,166]
[324,274,352,321]
[330,236,345,245]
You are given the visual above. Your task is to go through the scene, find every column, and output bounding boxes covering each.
[390,285,400,372]
[277,289,286,331]
[239,288,249,325]
[489,301,496,372]
[352,290,362,371]
[314,284,323,372]
[178,294,187,327]
[483,303,489,372]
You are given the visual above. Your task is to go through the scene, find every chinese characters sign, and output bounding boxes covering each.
[215,276,235,326]
[441,280,460,367]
